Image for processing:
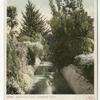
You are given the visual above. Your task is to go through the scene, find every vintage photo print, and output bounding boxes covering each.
[5,0,97,100]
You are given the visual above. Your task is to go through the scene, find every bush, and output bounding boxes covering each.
[73,53,94,84]
[49,0,94,69]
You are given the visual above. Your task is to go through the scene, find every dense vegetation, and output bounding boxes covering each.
[49,0,94,69]
[7,0,94,94]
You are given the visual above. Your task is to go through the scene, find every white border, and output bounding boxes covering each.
[0,0,99,100]
[98,0,100,99]
[0,0,4,100]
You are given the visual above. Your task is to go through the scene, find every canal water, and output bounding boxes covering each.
[29,61,75,94]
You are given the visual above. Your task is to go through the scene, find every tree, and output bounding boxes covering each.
[20,0,45,41]
[7,6,21,94]
[7,6,18,33]
[49,0,94,69]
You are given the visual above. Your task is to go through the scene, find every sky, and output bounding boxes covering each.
[7,0,96,21]
[7,0,52,21]
[7,0,97,32]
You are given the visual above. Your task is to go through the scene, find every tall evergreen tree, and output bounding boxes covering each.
[20,0,45,41]
[49,0,94,69]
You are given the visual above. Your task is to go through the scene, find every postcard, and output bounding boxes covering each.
[5,0,97,100]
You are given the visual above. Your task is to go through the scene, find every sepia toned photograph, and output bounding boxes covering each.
[6,0,97,95]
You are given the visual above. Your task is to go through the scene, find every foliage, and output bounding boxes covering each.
[49,0,94,68]
[7,6,18,32]
[20,0,45,41]
[27,47,35,65]
[7,1,48,94]
[7,77,24,94]
[18,0,48,59]
[7,35,20,81]
[73,53,94,84]
[7,36,35,94]
[82,64,94,84]
[7,34,22,94]
[7,6,22,94]
[17,71,33,93]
